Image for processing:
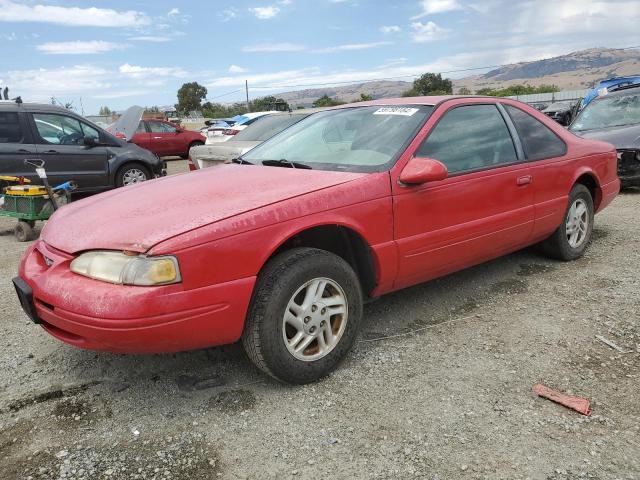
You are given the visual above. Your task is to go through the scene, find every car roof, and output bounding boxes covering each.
[0,101,84,114]
[594,84,640,100]
[335,95,473,109]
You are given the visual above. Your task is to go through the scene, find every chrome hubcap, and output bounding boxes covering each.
[122,168,147,185]
[566,198,589,248]
[282,277,348,362]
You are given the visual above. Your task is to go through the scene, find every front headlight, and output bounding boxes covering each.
[70,251,181,286]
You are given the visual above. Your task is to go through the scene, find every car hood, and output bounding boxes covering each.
[572,123,640,150]
[191,141,261,168]
[41,165,366,254]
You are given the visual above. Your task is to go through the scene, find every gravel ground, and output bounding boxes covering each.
[1,160,638,479]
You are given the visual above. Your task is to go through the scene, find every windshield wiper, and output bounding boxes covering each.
[231,157,253,165]
[262,159,312,169]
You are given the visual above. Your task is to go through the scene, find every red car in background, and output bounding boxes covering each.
[131,119,205,158]
[14,96,619,384]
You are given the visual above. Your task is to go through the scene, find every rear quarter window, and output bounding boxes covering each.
[0,112,23,143]
[504,105,567,161]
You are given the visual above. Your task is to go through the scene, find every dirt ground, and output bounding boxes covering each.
[0,160,638,480]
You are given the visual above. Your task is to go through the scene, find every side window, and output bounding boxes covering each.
[0,112,23,143]
[504,105,567,160]
[162,122,177,133]
[148,121,166,133]
[416,105,518,174]
[80,122,100,140]
[136,122,147,134]
[33,113,85,145]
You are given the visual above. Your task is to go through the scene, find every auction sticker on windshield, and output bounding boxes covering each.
[373,107,419,116]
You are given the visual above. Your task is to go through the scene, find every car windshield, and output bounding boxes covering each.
[545,102,573,111]
[571,92,640,131]
[242,105,433,172]
[234,114,307,142]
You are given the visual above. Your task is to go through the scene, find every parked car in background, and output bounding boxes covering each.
[0,101,164,190]
[581,76,640,110]
[204,111,276,144]
[570,85,640,188]
[191,111,315,169]
[15,96,619,384]
[543,101,577,126]
[131,119,205,158]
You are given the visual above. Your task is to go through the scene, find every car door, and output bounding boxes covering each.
[392,102,535,290]
[0,110,39,181]
[147,121,181,156]
[30,112,110,190]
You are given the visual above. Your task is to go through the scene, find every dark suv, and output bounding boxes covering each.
[0,101,164,191]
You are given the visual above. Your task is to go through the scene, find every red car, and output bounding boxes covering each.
[14,96,619,384]
[131,119,205,158]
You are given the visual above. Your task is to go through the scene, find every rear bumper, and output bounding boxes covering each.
[17,241,255,353]
[598,178,620,212]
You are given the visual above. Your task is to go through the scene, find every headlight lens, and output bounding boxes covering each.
[70,251,181,286]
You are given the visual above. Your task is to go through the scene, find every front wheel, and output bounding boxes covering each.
[115,163,151,187]
[242,248,363,384]
[541,184,594,261]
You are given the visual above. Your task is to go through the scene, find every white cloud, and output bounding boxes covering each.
[1,32,17,41]
[249,6,280,19]
[380,25,401,34]
[219,8,238,21]
[0,0,149,27]
[242,42,305,52]
[229,65,249,73]
[129,36,171,43]
[412,0,462,19]
[411,21,448,42]
[118,63,188,79]
[279,0,292,4]
[36,41,128,55]
[313,41,392,53]
[167,8,180,16]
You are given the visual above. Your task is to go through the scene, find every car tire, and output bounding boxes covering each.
[242,247,363,384]
[541,184,594,261]
[182,141,204,159]
[115,163,151,188]
[14,221,35,242]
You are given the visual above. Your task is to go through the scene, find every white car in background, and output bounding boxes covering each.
[204,111,277,144]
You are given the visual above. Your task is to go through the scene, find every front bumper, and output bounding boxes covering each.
[617,150,640,187]
[15,241,255,353]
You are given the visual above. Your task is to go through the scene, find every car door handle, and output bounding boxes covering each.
[17,148,32,153]
[43,149,59,154]
[517,175,532,186]
[153,136,162,139]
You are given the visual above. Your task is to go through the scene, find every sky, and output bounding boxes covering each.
[0,0,639,114]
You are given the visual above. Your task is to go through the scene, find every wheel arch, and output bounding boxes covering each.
[572,169,602,211]
[260,223,379,298]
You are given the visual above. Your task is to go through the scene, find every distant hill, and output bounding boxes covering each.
[269,48,640,106]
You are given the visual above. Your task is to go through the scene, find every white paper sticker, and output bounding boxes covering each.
[373,107,419,116]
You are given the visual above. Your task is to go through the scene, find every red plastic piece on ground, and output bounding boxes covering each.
[533,383,592,416]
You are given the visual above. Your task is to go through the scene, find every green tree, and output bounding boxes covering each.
[250,95,290,112]
[476,84,559,97]
[99,106,112,116]
[457,87,472,95]
[358,93,373,102]
[312,95,344,108]
[411,73,453,96]
[176,82,208,114]
[144,106,161,113]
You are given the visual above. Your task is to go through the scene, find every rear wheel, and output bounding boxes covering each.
[116,163,150,187]
[541,184,594,261]
[14,221,35,242]
[242,248,363,384]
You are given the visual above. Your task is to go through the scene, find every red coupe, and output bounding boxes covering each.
[14,96,619,384]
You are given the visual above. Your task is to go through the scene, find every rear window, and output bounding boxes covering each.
[504,105,567,161]
[0,112,23,143]
[234,115,306,141]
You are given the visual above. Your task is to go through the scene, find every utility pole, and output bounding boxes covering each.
[245,80,250,113]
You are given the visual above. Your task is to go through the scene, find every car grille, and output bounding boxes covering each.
[617,149,640,176]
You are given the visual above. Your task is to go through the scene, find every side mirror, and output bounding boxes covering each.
[83,136,98,147]
[399,157,448,185]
